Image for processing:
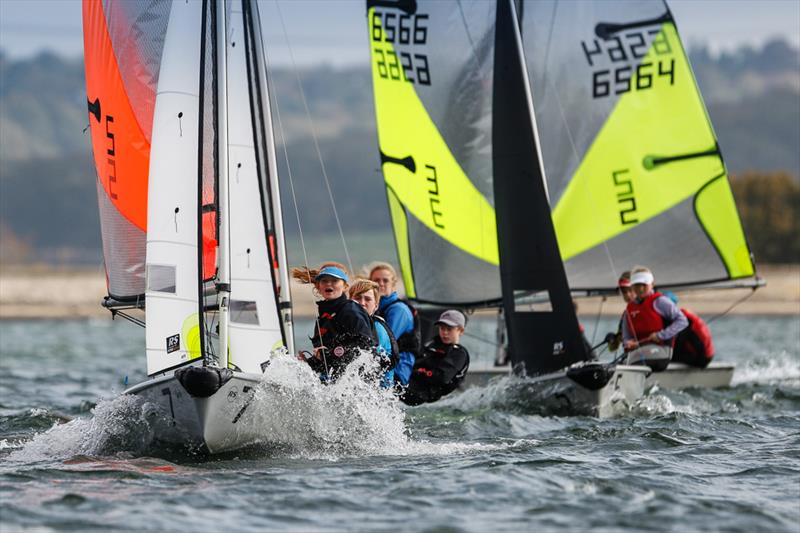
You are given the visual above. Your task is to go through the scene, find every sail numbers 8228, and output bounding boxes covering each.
[371,11,431,86]
[582,28,675,99]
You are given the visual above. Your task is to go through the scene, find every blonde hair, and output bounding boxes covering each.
[291,261,349,287]
[348,278,380,301]
[631,265,652,276]
[367,262,398,283]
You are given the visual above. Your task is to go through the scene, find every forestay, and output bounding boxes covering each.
[520,0,757,292]
[368,0,500,306]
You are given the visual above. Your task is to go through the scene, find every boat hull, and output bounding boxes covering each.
[515,364,649,418]
[466,361,735,392]
[645,362,734,389]
[463,363,649,418]
[124,372,263,454]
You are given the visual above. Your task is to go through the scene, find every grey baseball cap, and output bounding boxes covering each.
[435,310,466,328]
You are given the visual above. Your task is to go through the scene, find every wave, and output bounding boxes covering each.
[731,352,800,386]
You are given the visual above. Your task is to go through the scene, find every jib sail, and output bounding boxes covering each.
[368,0,500,306]
[520,0,757,292]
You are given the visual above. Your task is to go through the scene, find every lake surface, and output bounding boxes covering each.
[1,316,798,531]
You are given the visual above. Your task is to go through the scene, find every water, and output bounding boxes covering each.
[1,316,798,531]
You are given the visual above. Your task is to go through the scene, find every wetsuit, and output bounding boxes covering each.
[401,336,469,406]
[307,294,374,379]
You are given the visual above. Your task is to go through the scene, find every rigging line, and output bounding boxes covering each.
[262,10,329,377]
[706,286,758,324]
[274,0,353,275]
[589,294,606,345]
[539,3,620,285]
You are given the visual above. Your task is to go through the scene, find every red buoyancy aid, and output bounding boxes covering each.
[678,308,715,359]
[625,292,666,342]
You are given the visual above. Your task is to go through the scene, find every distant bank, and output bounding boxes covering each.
[0,265,797,320]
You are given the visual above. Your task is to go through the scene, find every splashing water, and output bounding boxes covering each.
[732,351,800,386]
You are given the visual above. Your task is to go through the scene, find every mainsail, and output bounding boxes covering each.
[520,0,757,292]
[368,0,500,306]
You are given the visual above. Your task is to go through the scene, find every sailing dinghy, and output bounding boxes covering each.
[84,0,293,452]
[367,0,759,415]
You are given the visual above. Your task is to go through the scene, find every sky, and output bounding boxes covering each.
[0,0,799,66]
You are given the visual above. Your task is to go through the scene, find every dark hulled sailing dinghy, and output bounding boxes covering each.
[367,0,759,415]
[84,0,294,452]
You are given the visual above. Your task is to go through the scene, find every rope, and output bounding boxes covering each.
[590,295,606,345]
[262,11,328,377]
[274,1,353,275]
[706,286,759,324]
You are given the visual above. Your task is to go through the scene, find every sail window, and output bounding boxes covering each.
[146,265,176,294]
[230,300,259,325]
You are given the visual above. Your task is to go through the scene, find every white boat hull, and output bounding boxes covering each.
[466,361,735,392]
[124,371,263,454]
[645,362,734,390]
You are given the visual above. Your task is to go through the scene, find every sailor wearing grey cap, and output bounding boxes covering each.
[401,309,470,406]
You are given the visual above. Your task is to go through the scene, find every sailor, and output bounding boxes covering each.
[605,271,634,351]
[622,267,688,371]
[401,309,470,406]
[369,262,418,387]
[348,278,399,387]
[291,262,375,381]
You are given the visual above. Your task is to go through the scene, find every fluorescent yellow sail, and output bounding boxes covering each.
[368,8,498,267]
[552,24,754,278]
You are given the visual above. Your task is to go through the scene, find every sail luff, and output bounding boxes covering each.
[492,0,589,375]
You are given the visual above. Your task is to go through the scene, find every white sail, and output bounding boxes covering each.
[225,1,285,373]
[145,0,205,376]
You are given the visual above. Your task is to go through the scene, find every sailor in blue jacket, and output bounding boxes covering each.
[370,263,416,386]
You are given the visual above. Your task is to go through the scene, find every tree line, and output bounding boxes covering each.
[731,172,799,264]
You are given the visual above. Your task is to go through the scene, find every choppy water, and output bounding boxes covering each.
[1,316,798,531]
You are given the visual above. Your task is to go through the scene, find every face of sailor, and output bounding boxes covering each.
[370,268,395,297]
[633,282,654,300]
[353,290,378,316]
[438,324,463,345]
[315,276,345,300]
[620,287,636,304]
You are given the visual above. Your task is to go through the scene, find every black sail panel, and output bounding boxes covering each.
[492,0,588,375]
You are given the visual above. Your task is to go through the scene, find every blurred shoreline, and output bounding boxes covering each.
[0,264,797,320]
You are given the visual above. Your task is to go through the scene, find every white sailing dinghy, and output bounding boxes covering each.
[84,0,293,452]
[367,0,759,415]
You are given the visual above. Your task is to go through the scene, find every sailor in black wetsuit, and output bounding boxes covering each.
[402,310,470,406]
[291,263,375,381]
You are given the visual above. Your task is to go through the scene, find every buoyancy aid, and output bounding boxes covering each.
[677,308,715,359]
[371,314,400,368]
[625,292,666,342]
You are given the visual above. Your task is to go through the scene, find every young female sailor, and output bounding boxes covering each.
[348,278,399,387]
[369,262,416,386]
[291,262,374,380]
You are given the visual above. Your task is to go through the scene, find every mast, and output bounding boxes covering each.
[247,0,294,354]
[215,0,231,368]
[491,0,589,376]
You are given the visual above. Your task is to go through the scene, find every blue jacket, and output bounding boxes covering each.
[373,318,395,388]
[378,291,415,385]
